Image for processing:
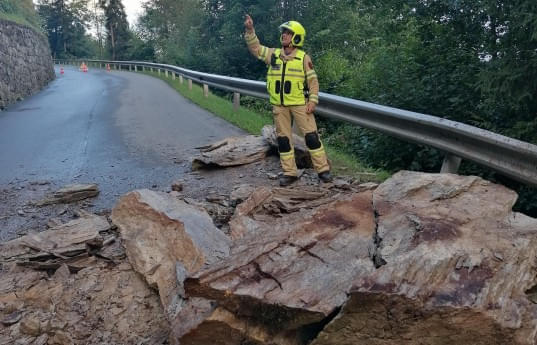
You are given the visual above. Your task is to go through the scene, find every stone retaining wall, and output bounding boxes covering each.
[0,19,55,110]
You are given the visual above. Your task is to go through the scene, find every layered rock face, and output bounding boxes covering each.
[0,19,55,110]
[3,171,537,344]
[312,172,537,345]
[182,172,537,345]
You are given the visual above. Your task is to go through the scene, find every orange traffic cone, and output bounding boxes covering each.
[106,63,111,72]
[60,67,64,75]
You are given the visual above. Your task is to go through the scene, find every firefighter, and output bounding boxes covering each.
[244,14,332,186]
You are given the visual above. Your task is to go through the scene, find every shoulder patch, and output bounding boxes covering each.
[308,61,314,69]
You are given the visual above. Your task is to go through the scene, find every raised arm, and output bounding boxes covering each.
[244,14,273,65]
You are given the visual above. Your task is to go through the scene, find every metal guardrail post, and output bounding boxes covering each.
[165,70,169,78]
[172,73,176,80]
[179,75,183,84]
[203,84,209,98]
[441,154,462,174]
[233,92,240,112]
[188,79,192,90]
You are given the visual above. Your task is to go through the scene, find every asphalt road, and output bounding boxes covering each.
[0,65,246,211]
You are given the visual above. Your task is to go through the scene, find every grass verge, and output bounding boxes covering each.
[140,69,389,182]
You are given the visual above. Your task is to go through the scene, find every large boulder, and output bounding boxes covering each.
[184,187,376,344]
[111,189,232,343]
[183,172,537,344]
[311,171,537,345]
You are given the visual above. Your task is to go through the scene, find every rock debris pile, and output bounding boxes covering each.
[2,134,537,345]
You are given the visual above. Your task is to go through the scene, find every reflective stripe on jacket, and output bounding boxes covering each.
[266,49,306,106]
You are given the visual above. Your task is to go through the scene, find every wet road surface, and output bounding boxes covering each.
[0,65,259,239]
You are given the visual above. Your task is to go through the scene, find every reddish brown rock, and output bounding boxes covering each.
[111,189,232,344]
[229,186,334,240]
[184,189,376,342]
[311,171,537,345]
[111,190,230,317]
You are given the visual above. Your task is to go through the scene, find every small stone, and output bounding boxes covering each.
[267,173,278,180]
[355,182,379,192]
[17,209,25,216]
[20,315,41,336]
[30,181,50,186]
[47,218,62,228]
[205,195,226,203]
[171,180,183,192]
[32,334,48,345]
[50,330,72,344]
[334,179,351,190]
[169,191,182,198]
[1,310,23,326]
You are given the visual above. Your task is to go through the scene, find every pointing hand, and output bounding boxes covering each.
[244,14,254,31]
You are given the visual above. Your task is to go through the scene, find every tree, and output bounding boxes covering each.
[37,0,95,58]
[99,0,130,60]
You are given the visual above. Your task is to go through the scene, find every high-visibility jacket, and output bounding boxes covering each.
[267,49,307,106]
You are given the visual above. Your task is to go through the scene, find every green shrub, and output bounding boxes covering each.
[0,0,42,32]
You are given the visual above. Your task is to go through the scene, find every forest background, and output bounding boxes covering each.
[1,0,537,215]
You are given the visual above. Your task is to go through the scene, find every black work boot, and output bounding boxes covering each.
[279,175,298,187]
[318,171,333,183]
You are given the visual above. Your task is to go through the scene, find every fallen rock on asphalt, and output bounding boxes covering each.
[0,211,110,270]
[111,189,231,342]
[35,183,99,206]
[183,188,376,343]
[192,135,271,169]
[4,168,537,345]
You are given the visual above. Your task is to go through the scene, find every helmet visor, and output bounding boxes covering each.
[281,27,294,34]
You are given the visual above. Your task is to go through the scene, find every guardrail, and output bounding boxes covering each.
[55,59,537,187]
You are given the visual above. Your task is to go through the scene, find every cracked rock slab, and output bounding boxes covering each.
[312,171,537,345]
[184,189,376,342]
[0,211,109,263]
